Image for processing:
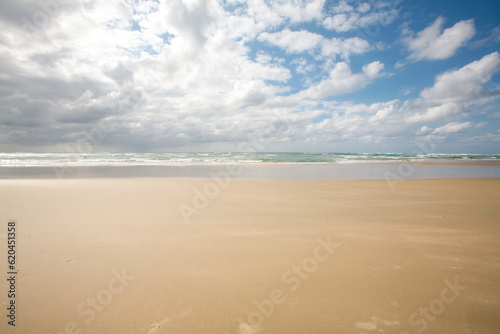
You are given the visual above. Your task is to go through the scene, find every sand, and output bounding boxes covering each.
[2,161,500,180]
[0,177,499,333]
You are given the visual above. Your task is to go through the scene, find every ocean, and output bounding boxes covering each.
[1,152,500,180]
[0,152,499,167]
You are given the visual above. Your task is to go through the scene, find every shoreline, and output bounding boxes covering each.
[1,161,500,179]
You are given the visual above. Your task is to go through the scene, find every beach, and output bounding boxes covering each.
[1,172,499,333]
[3,0,500,332]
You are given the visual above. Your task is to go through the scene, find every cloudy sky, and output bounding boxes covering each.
[1,0,499,153]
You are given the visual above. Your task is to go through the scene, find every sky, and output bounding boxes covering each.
[0,0,499,153]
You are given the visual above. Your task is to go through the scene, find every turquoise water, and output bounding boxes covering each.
[0,152,499,167]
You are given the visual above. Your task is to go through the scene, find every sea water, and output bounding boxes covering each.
[0,152,499,167]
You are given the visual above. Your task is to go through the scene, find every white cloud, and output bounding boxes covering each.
[298,52,500,147]
[298,61,384,99]
[221,0,326,34]
[404,17,475,61]
[0,0,306,150]
[358,3,371,13]
[413,122,477,142]
[332,1,354,13]
[291,57,317,75]
[245,0,284,27]
[323,13,360,32]
[420,51,500,103]
[406,102,460,123]
[432,122,474,135]
[407,52,500,123]
[225,80,272,108]
[259,28,371,60]
[363,61,384,78]
[258,28,323,53]
[320,37,371,59]
[299,99,405,145]
[322,2,398,32]
[416,126,433,136]
[271,0,325,23]
[0,0,497,153]
[368,101,398,124]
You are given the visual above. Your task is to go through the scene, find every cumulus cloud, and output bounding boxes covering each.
[404,17,475,61]
[298,61,384,99]
[259,28,372,60]
[406,102,460,124]
[406,52,500,124]
[420,52,500,103]
[414,122,479,142]
[357,3,371,13]
[0,0,498,153]
[291,57,317,75]
[301,52,500,147]
[320,37,371,59]
[258,29,323,53]
[362,61,384,78]
[299,99,405,146]
[432,122,475,135]
[323,13,359,32]
[1,0,344,152]
[331,0,354,13]
[271,0,325,23]
[416,126,433,136]
[322,1,398,32]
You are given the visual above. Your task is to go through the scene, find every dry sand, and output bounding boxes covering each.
[0,178,499,333]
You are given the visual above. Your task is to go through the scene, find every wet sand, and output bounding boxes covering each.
[1,161,500,180]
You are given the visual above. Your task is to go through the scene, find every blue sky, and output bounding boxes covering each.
[0,0,499,153]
